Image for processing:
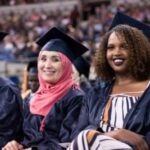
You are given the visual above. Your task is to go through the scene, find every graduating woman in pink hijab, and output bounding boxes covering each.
[2,27,88,150]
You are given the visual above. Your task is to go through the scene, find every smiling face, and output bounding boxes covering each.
[38,51,64,84]
[106,32,130,75]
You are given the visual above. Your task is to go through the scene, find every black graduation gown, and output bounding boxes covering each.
[80,79,92,93]
[0,77,23,148]
[21,87,85,150]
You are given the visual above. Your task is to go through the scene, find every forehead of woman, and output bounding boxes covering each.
[108,31,125,41]
[108,25,136,44]
[40,50,59,55]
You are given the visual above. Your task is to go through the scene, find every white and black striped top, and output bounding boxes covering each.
[99,92,141,132]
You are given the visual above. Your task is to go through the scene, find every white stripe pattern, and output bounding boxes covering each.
[100,95,139,132]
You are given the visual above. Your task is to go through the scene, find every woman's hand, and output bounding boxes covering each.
[104,129,149,150]
[2,140,23,150]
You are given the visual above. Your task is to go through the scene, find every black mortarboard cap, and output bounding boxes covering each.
[109,11,150,39]
[36,27,88,62]
[0,31,8,41]
[73,56,90,78]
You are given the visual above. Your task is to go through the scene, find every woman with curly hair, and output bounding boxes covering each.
[69,24,150,150]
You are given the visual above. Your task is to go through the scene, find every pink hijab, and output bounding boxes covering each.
[30,52,77,116]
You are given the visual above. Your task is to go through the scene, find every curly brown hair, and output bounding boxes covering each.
[94,24,150,81]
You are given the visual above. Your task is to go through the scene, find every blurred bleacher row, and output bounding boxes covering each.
[0,0,150,6]
[0,0,150,87]
[0,0,78,14]
[0,0,70,6]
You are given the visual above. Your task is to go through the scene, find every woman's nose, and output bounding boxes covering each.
[44,60,52,68]
[113,47,121,55]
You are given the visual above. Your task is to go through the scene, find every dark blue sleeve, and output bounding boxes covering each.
[31,139,66,150]
[145,101,150,149]
[58,95,85,142]
[32,139,66,150]
[70,92,95,140]
[145,132,150,150]
[0,85,23,148]
[70,84,106,140]
[70,98,89,139]
[22,96,44,148]
[80,79,92,93]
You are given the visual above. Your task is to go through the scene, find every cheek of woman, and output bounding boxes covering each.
[39,62,64,84]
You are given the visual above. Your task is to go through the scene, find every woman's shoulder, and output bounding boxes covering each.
[84,79,113,105]
[59,86,85,104]
[68,86,85,96]
[0,77,22,102]
[88,79,112,94]
[0,77,12,86]
[0,77,21,93]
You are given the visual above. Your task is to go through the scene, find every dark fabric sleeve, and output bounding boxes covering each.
[32,139,66,150]
[70,86,105,140]
[80,80,92,93]
[70,96,89,140]
[145,101,150,149]
[145,133,150,150]
[146,95,150,150]
[21,97,44,148]
[0,85,23,148]
[145,132,150,150]
[58,95,85,142]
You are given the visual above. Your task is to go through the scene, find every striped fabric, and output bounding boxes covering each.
[68,82,150,150]
[68,94,141,150]
[68,129,133,150]
[100,94,139,132]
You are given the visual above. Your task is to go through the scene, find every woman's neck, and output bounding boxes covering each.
[112,75,149,96]
[115,75,137,86]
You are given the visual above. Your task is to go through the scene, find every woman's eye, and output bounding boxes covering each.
[53,58,59,62]
[121,43,129,49]
[107,46,114,50]
[124,45,129,49]
[41,57,46,61]
[52,57,60,62]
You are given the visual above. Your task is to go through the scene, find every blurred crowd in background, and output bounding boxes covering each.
[0,0,150,87]
[0,0,51,6]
